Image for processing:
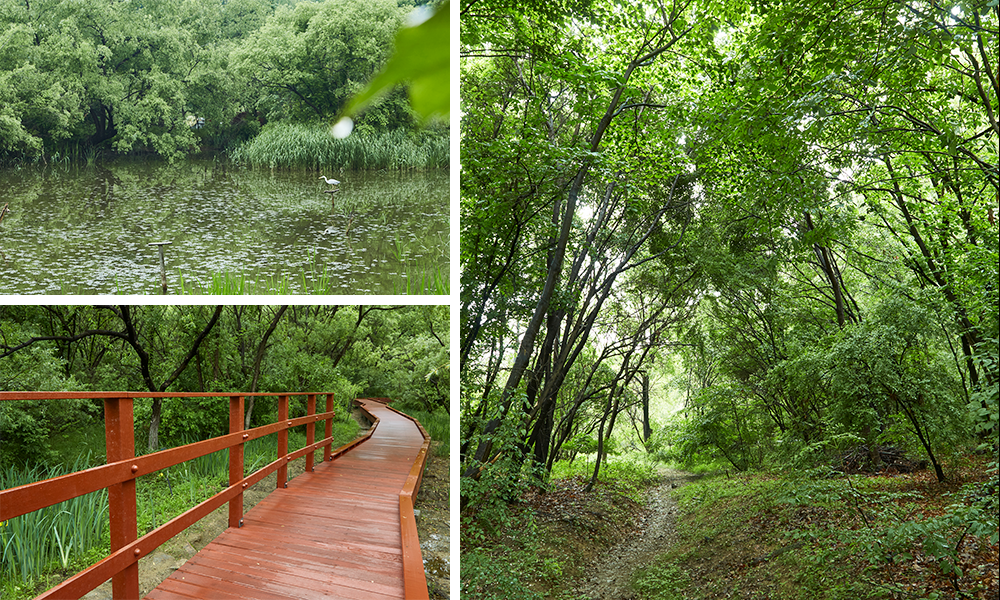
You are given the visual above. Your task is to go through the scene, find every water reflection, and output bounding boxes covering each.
[0,159,449,294]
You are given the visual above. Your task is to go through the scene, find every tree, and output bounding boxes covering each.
[461,0,713,484]
[230,0,410,128]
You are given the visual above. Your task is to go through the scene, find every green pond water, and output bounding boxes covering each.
[0,159,449,294]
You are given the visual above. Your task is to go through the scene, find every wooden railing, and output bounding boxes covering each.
[358,399,432,599]
[0,391,364,600]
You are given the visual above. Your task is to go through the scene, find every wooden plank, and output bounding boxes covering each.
[145,399,429,599]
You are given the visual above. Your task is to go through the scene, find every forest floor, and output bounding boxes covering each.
[511,453,998,600]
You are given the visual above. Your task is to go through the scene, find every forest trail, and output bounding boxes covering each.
[572,468,703,600]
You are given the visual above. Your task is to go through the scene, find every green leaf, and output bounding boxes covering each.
[341,1,449,123]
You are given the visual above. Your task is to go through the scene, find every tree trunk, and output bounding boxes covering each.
[245,305,289,428]
[641,372,652,444]
[891,391,947,482]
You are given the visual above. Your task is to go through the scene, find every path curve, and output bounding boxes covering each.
[572,468,701,600]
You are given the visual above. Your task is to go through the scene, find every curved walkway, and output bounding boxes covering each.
[145,399,429,600]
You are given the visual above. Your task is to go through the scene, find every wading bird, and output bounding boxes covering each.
[320,176,340,213]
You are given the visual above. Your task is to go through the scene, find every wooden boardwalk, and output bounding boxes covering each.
[144,399,429,600]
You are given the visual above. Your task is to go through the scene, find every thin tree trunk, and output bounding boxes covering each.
[244,305,289,428]
[642,372,652,444]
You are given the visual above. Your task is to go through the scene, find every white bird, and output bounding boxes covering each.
[319,175,341,185]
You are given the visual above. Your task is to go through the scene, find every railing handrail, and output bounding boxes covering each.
[0,391,348,600]
[0,391,334,401]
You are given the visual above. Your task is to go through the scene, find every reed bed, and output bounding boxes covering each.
[178,260,447,295]
[230,123,449,171]
[392,262,449,295]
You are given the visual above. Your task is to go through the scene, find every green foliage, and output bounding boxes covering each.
[462,391,535,542]
[0,398,100,468]
[632,559,691,600]
[462,450,532,543]
[1,458,108,584]
[390,261,450,295]
[342,1,449,124]
[561,433,599,457]
[230,0,409,125]
[396,408,449,456]
[969,337,999,439]
[551,455,657,502]
[160,399,230,443]
[461,546,543,600]
[0,0,446,162]
[885,479,1000,571]
[230,122,448,170]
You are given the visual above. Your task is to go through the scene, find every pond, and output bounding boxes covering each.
[0,159,450,294]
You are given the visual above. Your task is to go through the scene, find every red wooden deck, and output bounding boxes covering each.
[144,399,429,600]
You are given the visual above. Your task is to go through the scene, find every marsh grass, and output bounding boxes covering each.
[177,267,323,295]
[179,257,448,295]
[397,408,449,456]
[231,123,448,170]
[392,262,449,295]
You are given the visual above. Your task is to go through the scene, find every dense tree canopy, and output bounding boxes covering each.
[0,0,436,161]
[0,304,449,466]
[460,0,997,510]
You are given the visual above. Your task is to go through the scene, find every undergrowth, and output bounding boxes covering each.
[462,454,658,599]
[397,408,449,456]
[633,452,998,600]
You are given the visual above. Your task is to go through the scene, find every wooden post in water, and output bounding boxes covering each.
[324,188,338,213]
[148,241,171,294]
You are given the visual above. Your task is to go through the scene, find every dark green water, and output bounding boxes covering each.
[0,159,449,294]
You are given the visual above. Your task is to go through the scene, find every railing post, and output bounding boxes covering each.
[105,397,139,600]
[324,393,334,461]
[229,395,245,528]
[277,395,288,489]
[305,394,316,472]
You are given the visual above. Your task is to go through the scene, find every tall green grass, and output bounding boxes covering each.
[177,266,330,295]
[391,262,449,295]
[1,456,108,584]
[178,261,447,295]
[230,123,449,170]
[396,408,449,457]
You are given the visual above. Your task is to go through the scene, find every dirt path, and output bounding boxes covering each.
[572,468,701,600]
